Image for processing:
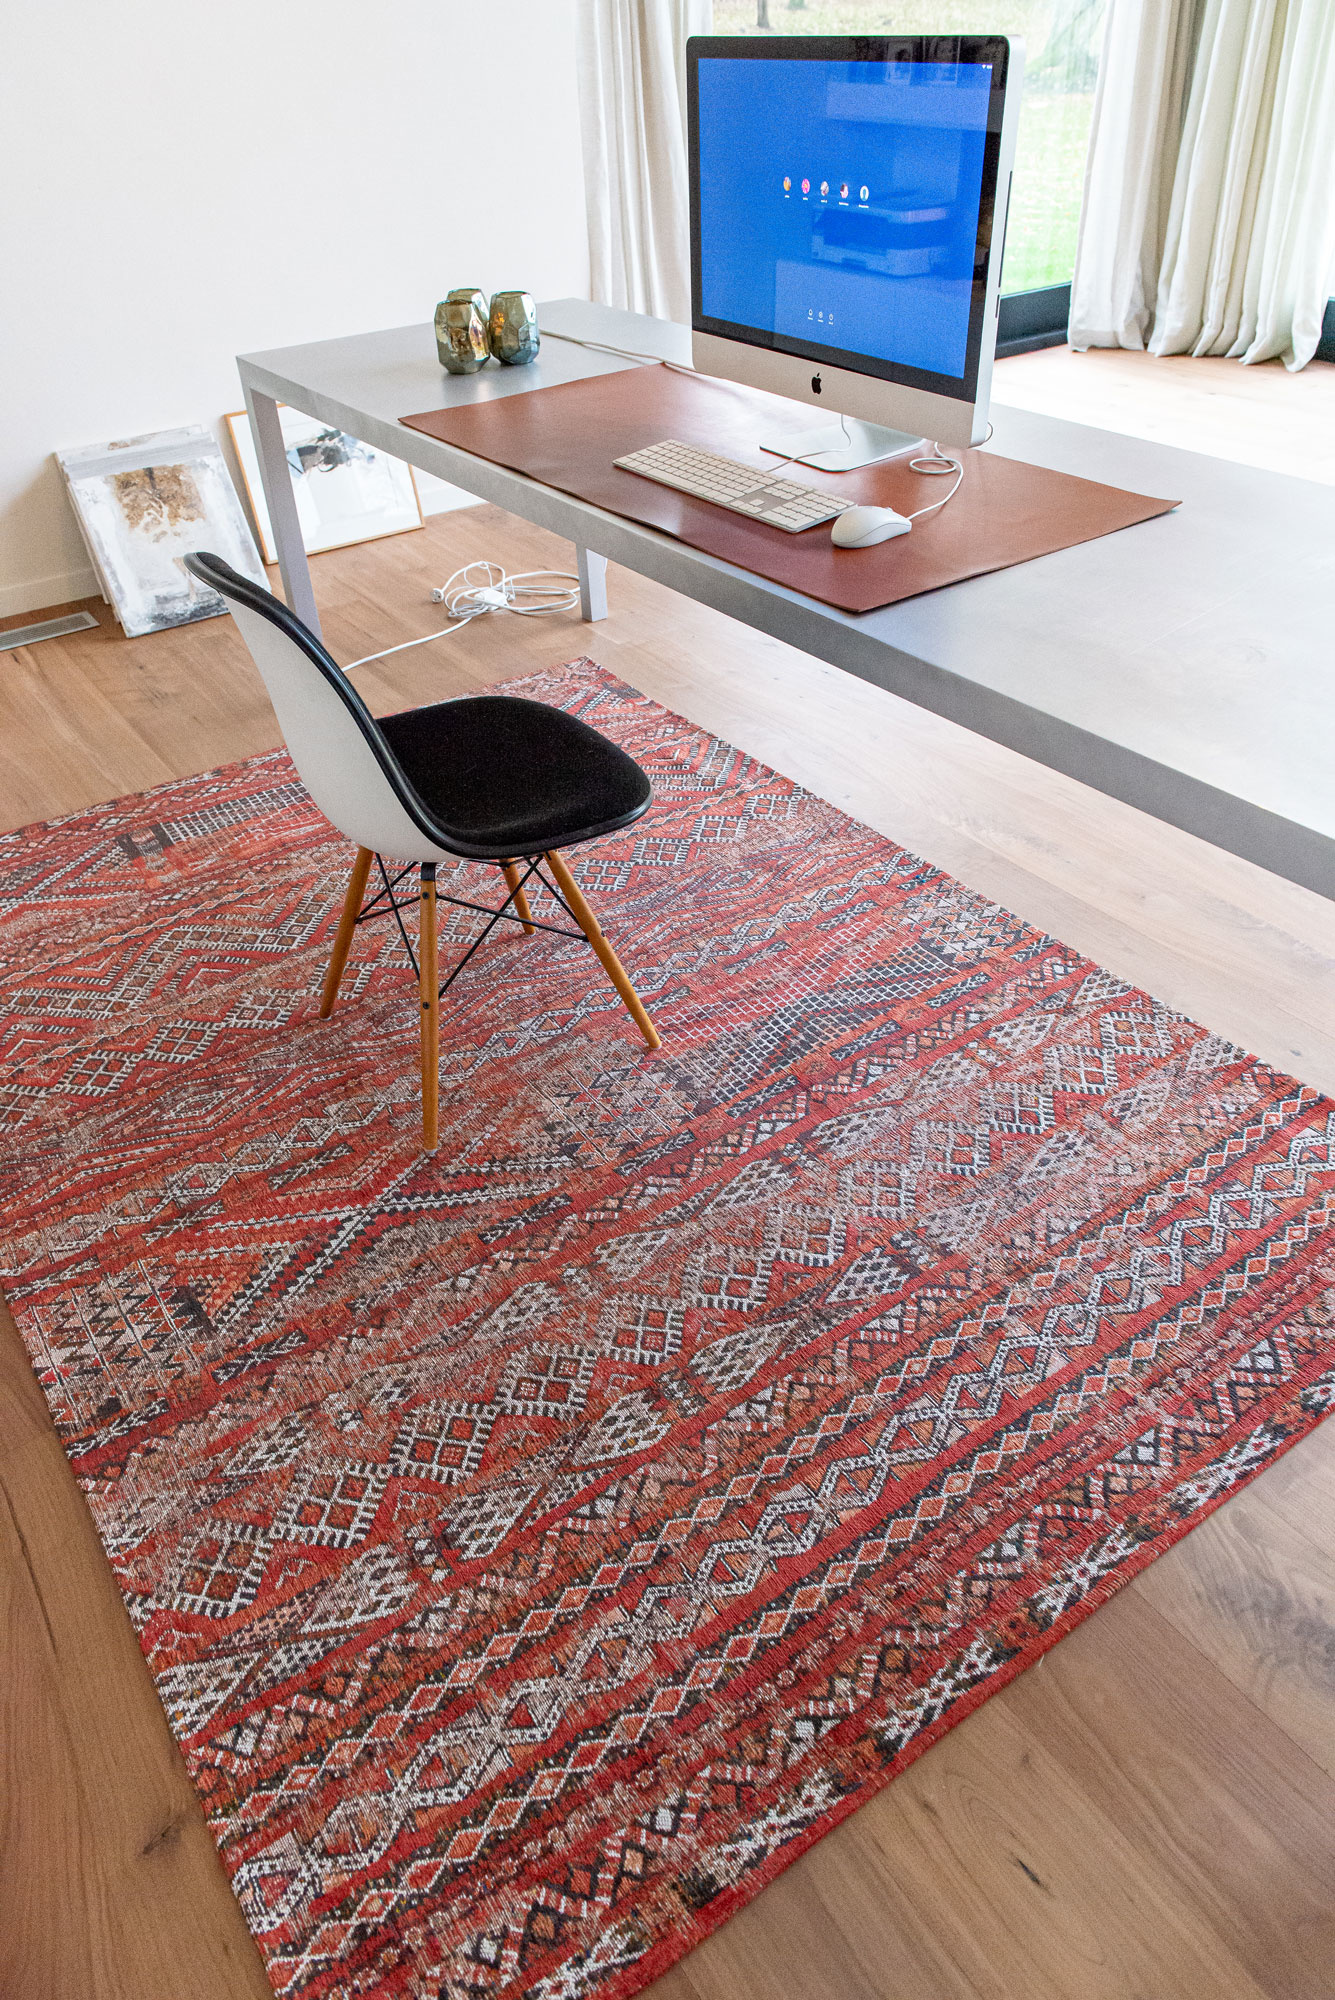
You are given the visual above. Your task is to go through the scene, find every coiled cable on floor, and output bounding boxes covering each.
[430,560,582,619]
[342,561,582,670]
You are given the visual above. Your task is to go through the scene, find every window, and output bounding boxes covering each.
[713,0,1107,295]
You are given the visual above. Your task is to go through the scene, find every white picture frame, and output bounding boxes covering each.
[225,406,423,564]
[57,427,268,638]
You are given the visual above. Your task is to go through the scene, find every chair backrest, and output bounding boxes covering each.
[184,551,453,862]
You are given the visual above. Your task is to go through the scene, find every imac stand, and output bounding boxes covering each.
[759,419,923,474]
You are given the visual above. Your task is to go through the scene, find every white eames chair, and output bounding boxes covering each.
[185,553,659,1152]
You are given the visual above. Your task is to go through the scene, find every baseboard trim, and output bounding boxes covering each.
[0,565,102,623]
[995,328,1069,359]
[996,283,1070,361]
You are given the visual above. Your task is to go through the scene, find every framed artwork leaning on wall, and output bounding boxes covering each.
[226,405,423,564]
[57,426,268,637]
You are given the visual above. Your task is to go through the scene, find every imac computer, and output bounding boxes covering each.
[686,35,1023,470]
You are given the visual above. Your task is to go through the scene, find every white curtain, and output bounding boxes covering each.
[577,0,713,326]
[1153,0,1335,365]
[1068,0,1201,352]
[1071,0,1335,369]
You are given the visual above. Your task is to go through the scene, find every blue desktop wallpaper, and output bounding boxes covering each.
[697,57,993,381]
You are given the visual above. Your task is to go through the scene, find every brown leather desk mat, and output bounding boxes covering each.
[400,365,1177,616]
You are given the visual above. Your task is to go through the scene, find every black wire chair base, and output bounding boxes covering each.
[355,854,587,998]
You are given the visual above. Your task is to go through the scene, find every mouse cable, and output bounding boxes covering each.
[342,561,581,671]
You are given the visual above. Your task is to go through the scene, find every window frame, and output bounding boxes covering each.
[996,281,1069,355]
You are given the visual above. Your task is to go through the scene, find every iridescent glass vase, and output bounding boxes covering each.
[435,289,490,374]
[488,290,540,366]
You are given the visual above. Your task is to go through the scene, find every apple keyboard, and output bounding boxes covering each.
[613,439,854,533]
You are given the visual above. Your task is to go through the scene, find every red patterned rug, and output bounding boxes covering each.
[2,660,1333,2000]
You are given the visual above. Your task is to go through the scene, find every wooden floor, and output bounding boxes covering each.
[997,342,1335,487]
[3,351,1334,2000]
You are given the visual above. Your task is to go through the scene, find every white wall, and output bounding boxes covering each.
[0,0,589,618]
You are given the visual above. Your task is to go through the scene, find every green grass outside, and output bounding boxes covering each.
[1002,91,1091,291]
[709,0,1097,293]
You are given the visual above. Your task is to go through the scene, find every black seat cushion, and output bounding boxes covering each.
[377,694,651,860]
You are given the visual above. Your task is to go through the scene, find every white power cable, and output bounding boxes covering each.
[902,421,993,521]
[538,326,697,378]
[431,561,582,618]
[342,561,581,671]
[905,442,965,519]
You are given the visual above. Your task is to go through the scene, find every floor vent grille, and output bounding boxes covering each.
[0,610,100,654]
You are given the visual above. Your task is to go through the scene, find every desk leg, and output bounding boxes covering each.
[577,547,608,623]
[243,385,322,639]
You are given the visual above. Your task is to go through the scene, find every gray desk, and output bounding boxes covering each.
[238,299,1334,900]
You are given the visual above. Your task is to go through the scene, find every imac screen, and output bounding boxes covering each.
[694,52,1000,389]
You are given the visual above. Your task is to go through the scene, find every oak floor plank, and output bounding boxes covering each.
[1132,1439,1335,1781]
[869,1692,1274,2000]
[648,1840,983,2000]
[999,1584,1335,2000]
[1,1469,118,2000]
[650,1641,1276,2000]
[1238,1416,1335,1546]
[650,1575,1335,2000]
[0,1295,275,2000]
[996,348,1335,486]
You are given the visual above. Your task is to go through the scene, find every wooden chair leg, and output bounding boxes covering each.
[501,862,535,935]
[419,864,440,1153]
[320,845,374,1018]
[545,848,660,1050]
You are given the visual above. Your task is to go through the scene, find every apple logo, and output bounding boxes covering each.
[811,372,822,395]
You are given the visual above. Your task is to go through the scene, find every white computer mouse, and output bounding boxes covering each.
[831,504,912,549]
